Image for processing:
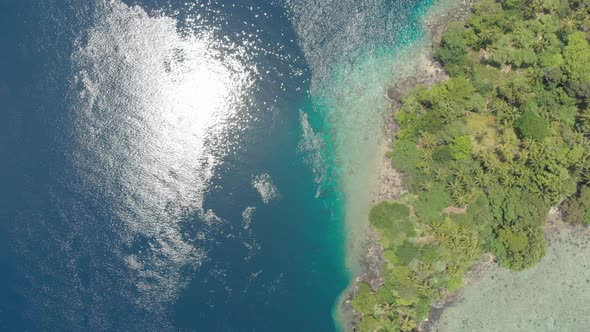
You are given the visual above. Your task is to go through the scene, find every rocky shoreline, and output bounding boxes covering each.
[343,0,480,330]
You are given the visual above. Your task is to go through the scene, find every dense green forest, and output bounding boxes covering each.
[353,0,590,330]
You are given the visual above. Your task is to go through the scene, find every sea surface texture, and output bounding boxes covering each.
[0,0,431,331]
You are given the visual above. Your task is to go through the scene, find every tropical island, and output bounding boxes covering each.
[351,0,590,330]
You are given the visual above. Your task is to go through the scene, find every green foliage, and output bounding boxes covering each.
[432,146,453,163]
[370,202,415,248]
[358,316,382,332]
[471,64,501,94]
[396,242,420,265]
[491,223,547,271]
[370,202,411,225]
[414,184,452,222]
[561,186,590,225]
[356,0,590,330]
[390,139,420,177]
[515,110,551,141]
[466,195,495,242]
[490,187,549,226]
[449,135,474,160]
[562,32,590,98]
[500,0,524,10]
[533,87,577,125]
[436,22,474,75]
[351,283,379,314]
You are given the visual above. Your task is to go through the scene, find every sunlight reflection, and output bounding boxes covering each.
[70,0,251,312]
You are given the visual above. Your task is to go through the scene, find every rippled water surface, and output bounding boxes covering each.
[0,0,432,330]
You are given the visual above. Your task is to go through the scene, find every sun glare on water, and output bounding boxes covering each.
[70,0,252,313]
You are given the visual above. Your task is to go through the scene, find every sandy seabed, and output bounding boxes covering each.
[430,220,590,331]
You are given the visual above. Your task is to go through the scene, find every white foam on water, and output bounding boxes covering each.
[299,111,326,197]
[242,206,256,230]
[252,173,280,204]
[241,206,260,261]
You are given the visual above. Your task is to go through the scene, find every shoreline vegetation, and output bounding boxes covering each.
[430,215,590,331]
[349,0,590,330]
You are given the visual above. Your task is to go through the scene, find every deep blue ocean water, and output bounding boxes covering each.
[0,0,431,331]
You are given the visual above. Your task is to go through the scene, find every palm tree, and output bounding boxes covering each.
[500,172,517,186]
[419,180,434,193]
[421,132,438,149]
[527,142,547,169]
[453,164,471,182]
[573,11,589,28]
[579,109,590,129]
[530,184,545,199]
[481,172,494,187]
[429,220,447,244]
[518,148,530,161]
[561,16,578,33]
[400,315,417,332]
[523,0,543,19]
[547,189,561,205]
[535,141,547,155]
[497,144,514,162]
[466,236,480,259]
[503,16,518,33]
[473,169,485,187]
[376,316,393,331]
[536,185,554,203]
[376,302,396,320]
[419,164,433,178]
[454,191,470,207]
[421,148,434,163]
[539,108,557,122]
[515,174,527,187]
[495,165,508,181]
[534,33,548,53]
[440,111,455,125]
[447,180,463,197]
[522,137,536,150]
[429,220,444,232]
[463,174,477,191]
[397,304,416,316]
[416,276,430,291]
[526,67,545,86]
[373,303,387,317]
[500,107,520,127]
[571,132,586,145]
[528,152,545,170]
[434,167,449,182]
[478,152,498,172]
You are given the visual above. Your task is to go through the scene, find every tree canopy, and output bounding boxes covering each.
[354,0,590,330]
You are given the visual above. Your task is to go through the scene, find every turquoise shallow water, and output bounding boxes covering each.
[293,0,434,275]
[0,0,437,330]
